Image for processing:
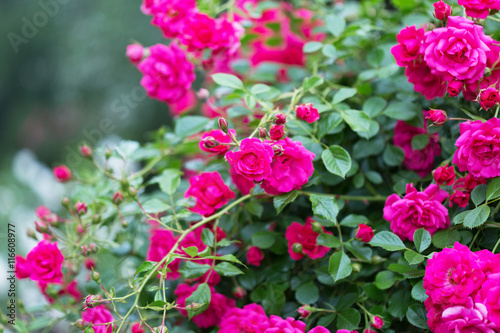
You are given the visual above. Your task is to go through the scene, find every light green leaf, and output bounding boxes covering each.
[212,73,244,90]
[329,252,352,283]
[303,41,323,53]
[463,205,490,229]
[175,116,210,138]
[369,231,407,251]
[214,262,243,277]
[310,194,339,224]
[486,177,500,201]
[295,282,319,304]
[322,145,352,178]
[185,283,211,318]
[332,88,357,104]
[326,14,346,37]
[413,229,431,253]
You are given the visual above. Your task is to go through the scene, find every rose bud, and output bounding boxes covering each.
[478,87,500,110]
[218,117,229,133]
[91,270,101,283]
[75,201,87,215]
[275,113,287,125]
[53,165,72,183]
[364,329,377,333]
[80,145,92,158]
[298,305,312,318]
[132,323,145,333]
[126,44,144,64]
[433,164,455,186]
[311,222,324,234]
[197,88,209,99]
[449,190,470,208]
[202,136,218,149]
[352,263,362,272]
[83,295,101,309]
[35,221,50,234]
[259,127,268,138]
[80,245,89,256]
[433,0,451,20]
[269,124,285,140]
[447,80,463,97]
[371,315,384,329]
[292,243,303,253]
[113,191,124,205]
[73,319,86,329]
[26,228,37,240]
[247,246,264,266]
[233,286,246,299]
[355,224,374,242]
[273,144,284,156]
[425,109,447,126]
[296,103,320,123]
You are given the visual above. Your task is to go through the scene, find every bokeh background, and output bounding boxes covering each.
[0,0,173,314]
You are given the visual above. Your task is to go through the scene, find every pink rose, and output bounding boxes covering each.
[454,174,487,192]
[424,243,485,305]
[285,217,332,260]
[179,12,219,51]
[219,303,270,333]
[275,113,287,125]
[25,240,64,283]
[393,120,441,177]
[434,298,497,333]
[383,184,450,241]
[426,109,447,126]
[126,44,144,64]
[168,90,197,116]
[434,1,452,20]
[212,17,245,57]
[355,224,374,242]
[447,80,464,97]
[449,190,470,208]
[269,124,285,140]
[131,323,145,333]
[15,255,32,279]
[478,87,500,110]
[138,43,195,104]
[475,276,500,324]
[53,165,72,183]
[391,26,425,67]
[261,138,315,195]
[175,283,235,328]
[146,229,181,280]
[295,103,320,123]
[81,305,115,333]
[433,164,455,186]
[230,166,255,195]
[457,0,500,19]
[247,246,264,266]
[226,138,274,182]
[199,129,236,155]
[464,68,500,101]
[453,119,500,178]
[185,171,235,216]
[405,60,446,100]
[420,16,493,83]
[266,315,305,333]
[145,0,197,38]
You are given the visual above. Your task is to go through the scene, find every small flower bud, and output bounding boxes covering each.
[298,305,312,318]
[218,117,229,133]
[128,187,138,197]
[91,270,101,283]
[352,263,362,272]
[113,192,124,205]
[85,258,96,270]
[202,136,219,149]
[269,124,285,140]
[83,295,101,309]
[275,113,287,125]
[92,214,101,224]
[77,224,86,234]
[273,144,284,156]
[75,201,87,215]
[35,221,50,234]
[311,222,324,234]
[355,224,374,242]
[26,228,37,240]
[433,0,451,20]
[53,165,72,183]
[425,109,447,126]
[80,145,92,159]
[126,43,144,64]
[61,197,70,208]
[371,315,384,329]
[122,220,129,228]
[197,88,209,99]
[186,303,203,311]
[371,255,385,265]
[73,319,86,329]
[88,243,98,253]
[80,245,89,256]
[478,87,500,110]
[292,243,303,253]
[258,127,268,138]
[105,148,112,159]
[233,286,246,299]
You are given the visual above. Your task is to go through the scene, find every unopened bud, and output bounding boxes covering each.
[61,197,70,208]
[218,117,229,133]
[91,270,101,283]
[371,255,385,265]
[75,201,87,215]
[80,245,89,256]
[258,127,268,138]
[426,109,447,126]
[73,319,86,329]
[105,148,112,159]
[35,221,50,234]
[113,192,124,205]
[352,263,362,272]
[80,145,92,159]
[233,286,246,299]
[202,136,218,149]
[122,220,129,228]
[92,214,101,224]
[187,303,203,311]
[88,243,98,253]
[26,228,37,240]
[311,222,323,234]
[83,295,101,309]
[275,113,287,125]
[151,325,169,333]
[298,305,312,318]
[292,243,303,253]
[128,187,138,197]
[371,315,384,329]
[197,88,209,99]
[273,144,284,156]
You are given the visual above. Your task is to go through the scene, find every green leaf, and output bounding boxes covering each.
[317,112,343,139]
[179,261,211,279]
[471,184,487,206]
[185,283,211,319]
[245,94,256,109]
[175,116,210,138]
[413,229,431,253]
[310,194,339,224]
[143,300,167,312]
[250,83,271,95]
[274,190,299,214]
[326,14,346,37]
[322,44,337,59]
[295,282,319,304]
[141,199,170,213]
[303,41,323,53]
[332,88,357,104]
[317,233,342,248]
[407,304,429,329]
[375,271,395,290]
[411,280,428,302]
[369,231,407,251]
[201,229,215,247]
[341,110,371,134]
[214,262,243,277]
[251,231,276,249]
[322,145,352,178]
[404,250,425,265]
[340,214,369,228]
[345,241,372,262]
[246,200,264,218]
[432,229,461,248]
[336,308,360,330]
[384,102,418,121]
[383,145,405,166]
[486,177,500,201]
[388,263,425,279]
[363,97,387,118]
[367,48,385,68]
[135,261,157,276]
[388,289,410,319]
[183,246,199,257]
[158,169,182,195]
[329,252,352,283]
[212,73,244,90]
[411,134,429,150]
[365,171,383,184]
[302,76,324,91]
[464,205,490,229]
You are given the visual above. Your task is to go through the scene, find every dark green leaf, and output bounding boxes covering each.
[329,252,352,283]
[411,135,429,150]
[179,262,211,279]
[274,190,299,214]
[340,214,369,228]
[201,229,215,247]
[369,231,407,251]
[295,282,319,304]
[185,283,211,319]
[214,262,243,277]
[363,97,387,118]
[322,145,352,178]
[463,205,490,229]
[407,304,429,329]
[383,145,405,166]
[341,110,371,134]
[375,271,395,290]
[336,308,360,330]
[471,184,487,206]
[317,233,342,248]
[413,229,431,253]
[310,194,339,223]
[486,177,500,201]
[251,231,276,249]
[411,280,428,302]
[332,88,357,104]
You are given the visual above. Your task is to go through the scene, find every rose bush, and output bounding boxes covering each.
[10,0,500,333]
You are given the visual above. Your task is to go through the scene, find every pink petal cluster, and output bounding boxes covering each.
[81,305,115,333]
[296,103,320,123]
[199,129,236,155]
[478,87,500,110]
[185,171,235,216]
[142,0,197,38]
[453,118,500,179]
[457,0,500,19]
[424,243,500,331]
[393,120,441,177]
[450,173,487,207]
[247,246,264,266]
[15,240,64,283]
[226,138,274,182]
[433,164,455,186]
[285,217,332,260]
[53,165,72,183]
[138,43,195,105]
[383,183,450,241]
[391,26,425,67]
[146,229,181,280]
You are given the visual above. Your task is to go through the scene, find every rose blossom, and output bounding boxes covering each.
[393,120,441,177]
[405,60,447,100]
[146,229,181,280]
[434,1,452,20]
[247,246,264,266]
[435,298,497,332]
[226,138,274,182]
[383,183,450,241]
[457,0,500,19]
[230,166,255,195]
[22,240,64,283]
[475,277,500,324]
[295,103,320,123]
[464,68,500,101]
[261,138,315,195]
[269,124,285,140]
[447,80,464,97]
[265,316,329,333]
[426,109,447,126]
[453,118,500,179]
[433,164,455,186]
[424,242,485,305]
[454,174,487,192]
[53,165,72,182]
[449,190,470,208]
[199,129,236,155]
[179,12,219,52]
[478,87,500,110]
[355,224,374,242]
[185,171,235,216]
[175,283,235,328]
[15,255,32,279]
[168,89,197,116]
[285,217,332,260]
[218,303,270,333]
[137,43,195,104]
[81,305,115,333]
[391,26,425,67]
[420,16,493,83]
[146,0,197,38]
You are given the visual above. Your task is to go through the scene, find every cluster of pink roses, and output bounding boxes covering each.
[424,243,500,332]
[392,1,500,103]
